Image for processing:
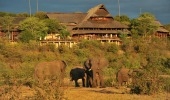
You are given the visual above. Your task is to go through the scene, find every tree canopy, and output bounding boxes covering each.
[0,16,14,39]
[19,17,48,42]
[114,15,131,26]
[131,13,158,37]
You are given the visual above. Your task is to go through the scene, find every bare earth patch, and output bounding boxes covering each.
[63,87,170,100]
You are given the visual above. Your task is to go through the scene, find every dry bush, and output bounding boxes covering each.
[32,81,65,100]
[130,68,163,95]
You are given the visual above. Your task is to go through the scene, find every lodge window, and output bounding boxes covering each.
[91,17,108,21]
[73,28,78,30]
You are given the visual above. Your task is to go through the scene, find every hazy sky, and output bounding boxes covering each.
[0,0,170,24]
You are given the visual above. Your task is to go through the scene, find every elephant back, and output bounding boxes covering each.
[117,67,130,82]
[34,60,67,83]
[85,57,108,70]
[70,68,85,80]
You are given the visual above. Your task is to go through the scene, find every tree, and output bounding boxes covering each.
[34,11,48,19]
[114,15,131,26]
[18,30,35,43]
[19,17,48,42]
[43,19,61,34]
[131,13,158,37]
[43,19,70,40]
[0,12,16,17]
[59,27,70,40]
[0,16,14,40]
[16,13,29,17]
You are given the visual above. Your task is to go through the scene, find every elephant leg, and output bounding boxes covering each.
[92,71,97,87]
[86,75,93,87]
[86,76,90,87]
[95,72,100,87]
[89,77,93,87]
[82,78,85,87]
[98,72,105,88]
[74,79,79,87]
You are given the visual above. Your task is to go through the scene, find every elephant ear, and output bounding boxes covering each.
[128,69,133,76]
[98,58,109,68]
[62,60,67,69]
[84,59,91,69]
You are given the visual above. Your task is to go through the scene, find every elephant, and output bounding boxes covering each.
[84,57,108,88]
[116,67,132,87]
[70,67,86,87]
[116,67,142,87]
[34,60,67,86]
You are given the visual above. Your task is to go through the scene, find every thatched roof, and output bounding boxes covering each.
[46,4,129,36]
[46,4,128,28]
[47,12,86,24]
[154,20,169,33]
[76,20,128,28]
[0,17,26,25]
[157,27,169,33]
[83,4,113,22]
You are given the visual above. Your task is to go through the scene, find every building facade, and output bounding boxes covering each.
[45,4,130,46]
[0,4,169,47]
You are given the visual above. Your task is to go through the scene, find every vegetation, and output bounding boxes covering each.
[19,17,48,42]
[0,11,170,99]
[0,16,14,40]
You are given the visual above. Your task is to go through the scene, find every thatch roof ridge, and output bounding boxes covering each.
[83,4,112,22]
[154,20,163,26]
[154,20,169,33]
[47,12,86,14]
[0,17,26,24]
[157,27,169,33]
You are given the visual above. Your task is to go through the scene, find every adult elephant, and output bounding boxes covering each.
[34,60,67,86]
[84,57,108,88]
[70,67,86,87]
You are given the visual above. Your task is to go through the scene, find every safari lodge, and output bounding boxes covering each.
[0,4,169,48]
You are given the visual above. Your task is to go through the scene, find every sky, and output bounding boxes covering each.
[0,0,170,24]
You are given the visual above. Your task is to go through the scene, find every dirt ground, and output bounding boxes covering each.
[63,87,170,100]
[0,79,169,100]
[0,85,169,100]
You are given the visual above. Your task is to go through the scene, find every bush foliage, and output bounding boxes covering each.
[0,36,169,97]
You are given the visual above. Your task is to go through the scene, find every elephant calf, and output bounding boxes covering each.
[70,67,86,87]
[116,67,132,87]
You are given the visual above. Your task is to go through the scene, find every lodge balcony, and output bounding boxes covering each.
[40,35,122,47]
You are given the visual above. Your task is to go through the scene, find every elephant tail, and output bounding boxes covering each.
[70,69,73,81]
[62,60,67,68]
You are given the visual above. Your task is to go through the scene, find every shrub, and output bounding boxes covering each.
[130,68,162,95]
[159,76,170,93]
